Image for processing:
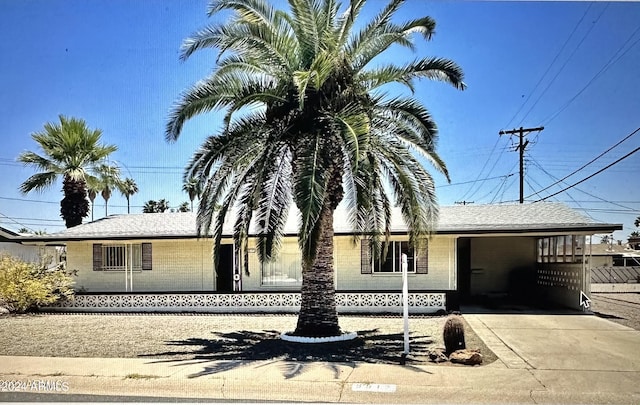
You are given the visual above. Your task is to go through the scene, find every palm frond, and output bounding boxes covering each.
[293,136,330,261]
[254,147,293,261]
[19,172,58,193]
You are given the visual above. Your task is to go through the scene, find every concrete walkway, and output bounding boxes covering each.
[1,313,639,403]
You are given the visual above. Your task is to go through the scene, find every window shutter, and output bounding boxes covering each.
[416,240,428,274]
[93,244,102,271]
[142,243,152,270]
[361,239,372,274]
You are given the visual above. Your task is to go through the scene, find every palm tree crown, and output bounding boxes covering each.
[120,178,139,214]
[182,176,202,212]
[167,0,465,337]
[18,115,117,228]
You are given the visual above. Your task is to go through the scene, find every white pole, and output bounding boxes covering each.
[401,253,409,355]
[124,245,128,292]
[129,244,133,292]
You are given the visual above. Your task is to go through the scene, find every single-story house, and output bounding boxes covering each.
[588,242,640,293]
[1,226,60,265]
[18,202,621,313]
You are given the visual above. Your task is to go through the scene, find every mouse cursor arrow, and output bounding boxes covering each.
[579,291,591,309]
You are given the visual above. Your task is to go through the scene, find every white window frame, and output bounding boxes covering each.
[372,240,416,274]
[102,244,142,272]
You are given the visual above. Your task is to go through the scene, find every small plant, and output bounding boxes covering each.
[124,374,161,380]
[0,254,75,313]
[443,315,466,354]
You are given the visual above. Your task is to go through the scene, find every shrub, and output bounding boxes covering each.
[443,315,466,354]
[0,254,75,313]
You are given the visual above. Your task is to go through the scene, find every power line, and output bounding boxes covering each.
[541,24,640,125]
[439,173,514,188]
[516,4,609,127]
[526,155,595,220]
[461,138,512,201]
[503,3,593,129]
[534,147,640,202]
[0,212,35,232]
[526,126,640,198]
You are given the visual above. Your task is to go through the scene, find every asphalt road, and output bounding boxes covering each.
[591,292,640,330]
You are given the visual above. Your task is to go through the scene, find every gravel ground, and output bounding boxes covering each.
[591,293,640,331]
[0,313,496,365]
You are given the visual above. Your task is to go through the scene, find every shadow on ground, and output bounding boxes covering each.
[139,329,435,378]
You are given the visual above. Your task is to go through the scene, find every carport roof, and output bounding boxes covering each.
[18,202,621,242]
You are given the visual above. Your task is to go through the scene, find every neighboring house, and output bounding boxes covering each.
[19,202,621,313]
[588,243,640,268]
[0,226,58,264]
[589,242,640,290]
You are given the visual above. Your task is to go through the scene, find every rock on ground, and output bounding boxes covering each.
[449,349,483,365]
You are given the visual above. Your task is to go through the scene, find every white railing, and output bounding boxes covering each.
[44,292,446,314]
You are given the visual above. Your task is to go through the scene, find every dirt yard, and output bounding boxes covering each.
[0,313,496,365]
[591,293,640,330]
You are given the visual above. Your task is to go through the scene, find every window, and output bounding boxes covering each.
[537,236,584,264]
[261,241,302,287]
[93,243,152,271]
[360,239,428,274]
[374,241,415,273]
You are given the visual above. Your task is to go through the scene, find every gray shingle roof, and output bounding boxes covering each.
[20,202,621,242]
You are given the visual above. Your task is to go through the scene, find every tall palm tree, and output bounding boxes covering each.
[183,176,202,212]
[94,165,122,217]
[18,115,117,228]
[166,0,465,337]
[120,178,139,214]
[86,177,102,221]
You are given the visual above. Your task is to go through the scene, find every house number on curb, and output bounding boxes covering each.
[351,383,397,393]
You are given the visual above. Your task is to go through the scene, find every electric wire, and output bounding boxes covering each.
[541,24,640,126]
[525,126,640,198]
[534,147,640,202]
[516,4,609,127]
[502,3,593,129]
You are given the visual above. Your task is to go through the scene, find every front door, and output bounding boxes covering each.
[216,244,234,292]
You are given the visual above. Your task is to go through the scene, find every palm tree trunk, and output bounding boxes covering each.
[127,196,130,214]
[60,175,89,228]
[293,204,341,337]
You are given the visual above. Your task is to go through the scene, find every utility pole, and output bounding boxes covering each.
[498,126,544,204]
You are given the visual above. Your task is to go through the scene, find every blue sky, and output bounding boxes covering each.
[0,0,638,241]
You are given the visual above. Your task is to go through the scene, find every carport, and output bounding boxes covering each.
[436,203,622,311]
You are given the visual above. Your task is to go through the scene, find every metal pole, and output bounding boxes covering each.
[401,253,409,355]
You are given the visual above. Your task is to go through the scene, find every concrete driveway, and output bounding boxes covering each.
[464,312,640,401]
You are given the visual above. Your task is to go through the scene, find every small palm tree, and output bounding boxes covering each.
[167,0,464,337]
[120,178,139,214]
[183,177,201,212]
[142,200,158,213]
[177,202,190,212]
[143,199,170,213]
[18,115,117,227]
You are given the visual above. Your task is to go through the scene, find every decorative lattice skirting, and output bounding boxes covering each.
[537,267,581,291]
[43,292,446,314]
